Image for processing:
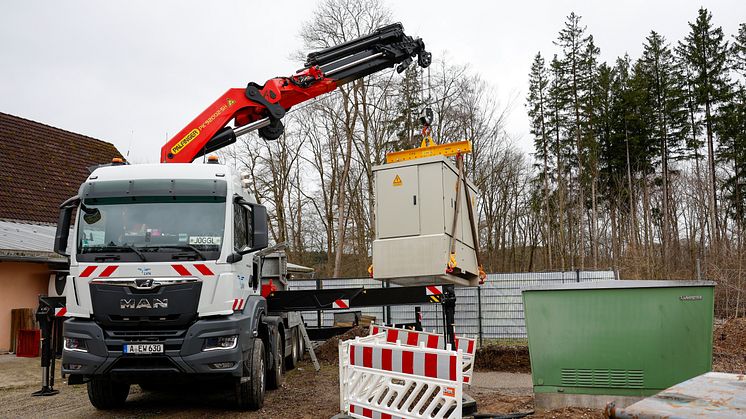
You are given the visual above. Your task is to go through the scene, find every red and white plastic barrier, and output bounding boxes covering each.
[339,326,470,419]
[370,324,477,386]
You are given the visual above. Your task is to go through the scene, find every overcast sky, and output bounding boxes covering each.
[1,1,744,163]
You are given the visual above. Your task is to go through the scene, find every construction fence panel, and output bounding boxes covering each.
[339,329,464,419]
[290,270,615,340]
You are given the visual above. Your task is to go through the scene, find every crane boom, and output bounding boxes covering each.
[161,23,431,163]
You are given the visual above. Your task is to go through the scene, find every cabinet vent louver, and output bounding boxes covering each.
[561,368,644,388]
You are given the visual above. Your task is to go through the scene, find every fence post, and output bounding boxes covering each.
[576,269,580,283]
[384,280,392,325]
[477,286,483,347]
[316,277,322,327]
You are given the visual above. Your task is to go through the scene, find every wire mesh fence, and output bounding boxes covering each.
[289,270,616,343]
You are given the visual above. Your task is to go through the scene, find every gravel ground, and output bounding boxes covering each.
[21,314,746,419]
[0,359,340,419]
[0,354,54,390]
[470,371,533,396]
[0,354,544,418]
[3,317,741,417]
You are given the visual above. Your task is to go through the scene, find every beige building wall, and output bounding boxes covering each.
[0,262,49,351]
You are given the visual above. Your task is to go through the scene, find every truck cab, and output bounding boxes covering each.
[54,159,287,409]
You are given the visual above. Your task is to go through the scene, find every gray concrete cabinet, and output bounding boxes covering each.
[372,156,479,287]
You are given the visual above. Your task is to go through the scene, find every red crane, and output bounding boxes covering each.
[160,23,431,163]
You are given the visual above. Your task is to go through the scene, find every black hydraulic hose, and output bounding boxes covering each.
[472,411,535,419]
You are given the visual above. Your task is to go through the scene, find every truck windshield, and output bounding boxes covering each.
[76,197,226,262]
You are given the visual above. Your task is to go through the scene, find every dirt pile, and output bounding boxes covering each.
[314,326,369,364]
[473,393,603,419]
[713,317,746,373]
[475,345,531,373]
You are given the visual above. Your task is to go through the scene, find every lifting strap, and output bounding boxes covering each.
[447,154,464,269]
[447,154,486,283]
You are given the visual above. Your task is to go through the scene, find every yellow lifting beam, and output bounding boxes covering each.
[385,139,472,164]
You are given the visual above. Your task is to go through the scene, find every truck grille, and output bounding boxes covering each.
[107,329,185,339]
[90,281,201,328]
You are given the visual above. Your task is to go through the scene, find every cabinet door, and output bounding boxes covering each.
[461,185,477,248]
[377,166,420,239]
[442,166,463,241]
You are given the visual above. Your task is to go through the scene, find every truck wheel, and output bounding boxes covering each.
[87,377,130,409]
[266,332,284,390]
[298,330,305,361]
[235,338,265,410]
[285,328,299,370]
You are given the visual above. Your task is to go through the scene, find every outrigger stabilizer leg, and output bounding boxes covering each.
[32,296,65,396]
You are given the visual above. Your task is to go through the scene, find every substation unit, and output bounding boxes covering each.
[522,280,716,410]
[371,155,480,287]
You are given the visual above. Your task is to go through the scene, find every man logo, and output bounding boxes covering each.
[135,278,154,289]
[137,267,152,276]
[120,298,168,309]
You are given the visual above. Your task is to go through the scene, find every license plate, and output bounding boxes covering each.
[124,343,164,354]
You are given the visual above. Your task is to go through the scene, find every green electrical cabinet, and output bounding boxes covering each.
[522,280,715,410]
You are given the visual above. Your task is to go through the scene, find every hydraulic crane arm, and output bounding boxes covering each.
[161,23,431,163]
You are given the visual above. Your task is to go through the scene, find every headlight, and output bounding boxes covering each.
[63,337,88,353]
[203,335,238,351]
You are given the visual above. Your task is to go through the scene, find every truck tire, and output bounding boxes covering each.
[285,328,299,370]
[235,338,265,410]
[87,377,130,409]
[266,331,284,390]
[298,330,305,361]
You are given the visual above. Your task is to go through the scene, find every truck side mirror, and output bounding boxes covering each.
[231,198,269,259]
[249,203,268,252]
[54,196,80,257]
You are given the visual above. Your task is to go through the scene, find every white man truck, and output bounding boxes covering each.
[51,23,433,410]
[55,160,297,409]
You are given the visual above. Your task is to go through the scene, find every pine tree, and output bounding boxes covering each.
[555,12,594,267]
[527,52,554,268]
[719,24,746,238]
[732,23,746,76]
[391,64,423,149]
[677,7,733,242]
[583,35,601,267]
[640,30,688,271]
[594,63,621,266]
[595,63,618,197]
[547,54,571,269]
[716,89,746,233]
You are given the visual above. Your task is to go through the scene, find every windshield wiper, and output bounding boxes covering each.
[124,244,147,262]
[83,245,146,261]
[148,245,207,260]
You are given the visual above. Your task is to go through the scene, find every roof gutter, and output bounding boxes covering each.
[0,249,67,265]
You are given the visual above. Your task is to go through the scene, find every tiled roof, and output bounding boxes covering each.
[0,112,121,224]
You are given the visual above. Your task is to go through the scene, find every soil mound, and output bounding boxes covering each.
[474,393,603,418]
[713,317,746,373]
[314,326,369,364]
[475,345,531,373]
